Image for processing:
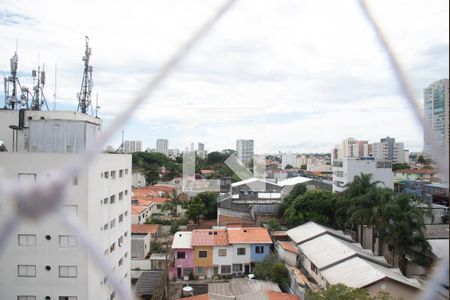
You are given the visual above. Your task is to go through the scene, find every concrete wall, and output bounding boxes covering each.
[131,233,151,259]
[366,278,419,300]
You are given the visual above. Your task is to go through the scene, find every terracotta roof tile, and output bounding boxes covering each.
[279,241,299,254]
[131,224,160,234]
[191,229,229,246]
[131,205,147,214]
[227,227,272,244]
[266,290,301,300]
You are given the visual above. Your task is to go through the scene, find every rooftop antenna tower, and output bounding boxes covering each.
[3,44,31,109]
[30,61,49,111]
[77,36,93,114]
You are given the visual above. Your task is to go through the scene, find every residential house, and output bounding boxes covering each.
[275,241,299,266]
[130,224,159,281]
[171,232,195,280]
[192,229,229,278]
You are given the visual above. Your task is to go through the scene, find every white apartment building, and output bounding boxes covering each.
[281,152,296,169]
[372,137,405,164]
[236,139,254,167]
[123,140,142,153]
[156,139,168,156]
[332,157,394,193]
[332,138,371,162]
[423,79,449,159]
[0,110,131,300]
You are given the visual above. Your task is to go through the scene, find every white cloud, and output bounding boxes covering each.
[0,0,448,152]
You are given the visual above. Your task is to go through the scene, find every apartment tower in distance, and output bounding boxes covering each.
[156,138,169,156]
[423,79,449,159]
[123,140,142,153]
[0,109,132,300]
[372,137,405,164]
[236,139,254,167]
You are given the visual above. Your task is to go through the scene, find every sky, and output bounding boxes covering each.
[0,0,448,154]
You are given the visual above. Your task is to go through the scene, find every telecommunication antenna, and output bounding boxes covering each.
[77,36,93,114]
[30,63,49,111]
[3,49,31,110]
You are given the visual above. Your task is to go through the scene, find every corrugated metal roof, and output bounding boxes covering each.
[428,239,449,260]
[299,233,389,269]
[231,178,278,187]
[287,221,351,244]
[321,256,420,289]
[134,271,163,296]
[277,177,312,186]
[172,231,193,249]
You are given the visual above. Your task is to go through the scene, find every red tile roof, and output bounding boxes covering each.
[266,291,301,300]
[395,169,435,174]
[131,224,160,234]
[131,205,147,214]
[227,227,273,244]
[191,229,229,246]
[279,241,299,254]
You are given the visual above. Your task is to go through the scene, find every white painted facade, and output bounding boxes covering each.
[281,152,296,169]
[236,139,254,166]
[0,110,131,300]
[332,158,394,193]
[156,139,168,156]
[229,244,251,274]
[123,140,142,153]
[131,171,146,188]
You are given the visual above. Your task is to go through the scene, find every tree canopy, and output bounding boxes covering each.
[253,254,289,289]
[307,284,398,300]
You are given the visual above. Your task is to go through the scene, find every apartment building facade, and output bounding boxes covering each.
[236,139,254,167]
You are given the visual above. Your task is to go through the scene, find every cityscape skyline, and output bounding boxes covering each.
[0,0,448,153]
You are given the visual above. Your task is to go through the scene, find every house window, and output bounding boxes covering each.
[237,248,246,256]
[218,249,227,257]
[125,169,129,175]
[311,262,318,274]
[104,197,109,204]
[59,297,77,300]
[110,195,116,204]
[17,265,36,277]
[119,170,124,177]
[59,266,77,278]
[110,243,116,253]
[118,258,123,266]
[18,234,36,247]
[104,171,109,178]
[177,252,186,259]
[18,173,36,184]
[104,223,109,230]
[124,210,128,216]
[18,297,36,300]
[118,214,124,223]
[198,250,208,258]
[183,268,193,276]
[125,190,129,196]
[255,246,264,254]
[156,204,161,209]
[196,267,204,274]
[119,192,124,200]
[232,264,242,273]
[110,219,116,228]
[111,171,116,179]
[221,265,231,274]
[118,236,124,247]
[59,235,77,248]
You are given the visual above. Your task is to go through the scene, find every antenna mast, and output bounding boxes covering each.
[30,63,49,110]
[77,36,93,114]
[3,50,31,110]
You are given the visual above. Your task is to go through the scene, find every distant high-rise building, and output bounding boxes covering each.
[332,138,371,162]
[424,79,449,159]
[236,139,254,166]
[372,137,405,163]
[123,140,142,153]
[197,143,206,159]
[156,139,168,156]
[282,152,296,169]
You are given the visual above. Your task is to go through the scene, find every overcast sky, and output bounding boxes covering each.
[0,0,448,153]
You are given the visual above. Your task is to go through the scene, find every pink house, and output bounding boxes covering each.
[170,231,195,279]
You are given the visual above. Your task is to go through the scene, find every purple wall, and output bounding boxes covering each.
[172,249,195,278]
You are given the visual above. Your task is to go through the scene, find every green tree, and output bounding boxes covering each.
[193,192,218,220]
[161,194,181,221]
[380,194,433,273]
[185,197,207,224]
[278,183,307,217]
[253,254,289,289]
[285,164,294,170]
[267,218,282,231]
[392,163,410,171]
[284,190,337,228]
[306,284,397,300]
[0,143,6,152]
[300,164,307,170]
[170,221,179,235]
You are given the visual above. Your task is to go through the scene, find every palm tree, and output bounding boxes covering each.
[379,194,433,273]
[161,194,181,221]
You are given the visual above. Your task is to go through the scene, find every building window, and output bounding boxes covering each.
[237,248,246,256]
[59,266,77,278]
[198,250,208,258]
[183,268,193,276]
[110,243,116,253]
[18,173,36,184]
[125,190,129,196]
[221,265,231,274]
[311,262,318,274]
[156,204,162,209]
[218,249,227,257]
[177,252,186,259]
[118,236,124,247]
[59,297,77,300]
[232,264,242,273]
[18,265,36,277]
[119,170,124,178]
[59,235,77,248]
[104,171,109,178]
[72,175,78,185]
[125,169,129,175]
[104,223,109,230]
[118,214,124,223]
[18,297,36,300]
[18,234,36,247]
[118,258,123,266]
[196,267,204,274]
[255,246,264,254]
[110,219,116,229]
[119,192,124,200]
[111,171,116,179]
[110,195,116,204]
[124,210,128,216]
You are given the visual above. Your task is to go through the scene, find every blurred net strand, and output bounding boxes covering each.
[357,0,449,183]
[357,1,449,299]
[0,0,237,299]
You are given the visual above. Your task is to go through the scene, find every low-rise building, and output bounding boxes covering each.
[275,241,299,266]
